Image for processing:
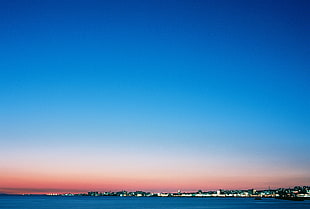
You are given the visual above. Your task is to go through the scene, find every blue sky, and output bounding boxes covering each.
[0,0,309,193]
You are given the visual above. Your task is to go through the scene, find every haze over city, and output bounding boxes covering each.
[0,0,309,194]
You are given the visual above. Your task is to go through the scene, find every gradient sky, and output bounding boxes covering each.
[0,0,309,194]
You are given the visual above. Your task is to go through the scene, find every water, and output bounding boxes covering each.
[0,195,309,209]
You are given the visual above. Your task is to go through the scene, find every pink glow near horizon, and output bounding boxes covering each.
[1,143,309,194]
[1,169,309,194]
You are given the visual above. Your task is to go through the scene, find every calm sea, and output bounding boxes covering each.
[0,195,309,209]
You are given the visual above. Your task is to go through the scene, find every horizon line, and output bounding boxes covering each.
[1,185,309,195]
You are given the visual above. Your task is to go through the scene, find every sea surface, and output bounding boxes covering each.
[0,195,309,209]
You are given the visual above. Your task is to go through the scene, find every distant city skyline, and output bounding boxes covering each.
[0,0,309,194]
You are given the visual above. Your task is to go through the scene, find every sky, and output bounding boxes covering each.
[0,0,309,194]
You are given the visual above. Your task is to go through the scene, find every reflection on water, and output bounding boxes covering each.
[0,196,309,209]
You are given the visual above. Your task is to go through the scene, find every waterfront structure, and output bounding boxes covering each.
[48,186,310,200]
